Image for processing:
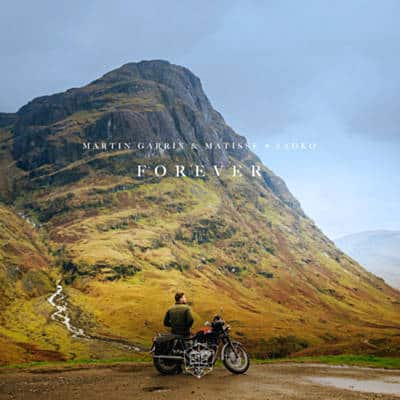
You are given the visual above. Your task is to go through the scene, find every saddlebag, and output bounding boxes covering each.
[154,334,178,355]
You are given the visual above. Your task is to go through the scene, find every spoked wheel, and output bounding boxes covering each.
[222,342,250,374]
[153,357,182,375]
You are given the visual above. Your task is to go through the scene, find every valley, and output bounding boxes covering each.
[0,60,399,365]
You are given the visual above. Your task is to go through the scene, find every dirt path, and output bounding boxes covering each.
[0,363,399,400]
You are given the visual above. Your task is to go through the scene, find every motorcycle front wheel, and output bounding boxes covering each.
[222,342,250,374]
[153,357,182,375]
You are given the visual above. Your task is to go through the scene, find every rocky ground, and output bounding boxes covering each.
[0,363,399,400]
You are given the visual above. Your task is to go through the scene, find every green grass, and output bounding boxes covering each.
[2,354,400,372]
[255,355,400,369]
[0,356,152,371]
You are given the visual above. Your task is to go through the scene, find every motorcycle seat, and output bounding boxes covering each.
[155,333,180,343]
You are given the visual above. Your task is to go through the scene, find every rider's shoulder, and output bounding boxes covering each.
[171,303,190,310]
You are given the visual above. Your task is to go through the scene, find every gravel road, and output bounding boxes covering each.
[0,362,399,399]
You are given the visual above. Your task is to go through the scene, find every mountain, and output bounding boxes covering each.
[336,230,400,289]
[0,60,399,364]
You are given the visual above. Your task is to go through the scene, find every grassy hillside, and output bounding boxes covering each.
[0,60,399,364]
[0,203,56,363]
[5,161,399,361]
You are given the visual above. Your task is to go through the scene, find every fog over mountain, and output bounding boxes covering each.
[336,230,400,289]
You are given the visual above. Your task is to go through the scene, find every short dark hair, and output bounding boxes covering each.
[175,292,185,303]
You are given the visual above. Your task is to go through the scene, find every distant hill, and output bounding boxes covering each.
[335,230,400,289]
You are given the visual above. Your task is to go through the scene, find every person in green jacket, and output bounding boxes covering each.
[164,292,194,336]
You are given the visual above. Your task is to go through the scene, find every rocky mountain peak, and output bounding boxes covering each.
[5,61,302,212]
[94,60,212,116]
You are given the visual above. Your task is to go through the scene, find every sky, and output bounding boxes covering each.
[1,0,399,238]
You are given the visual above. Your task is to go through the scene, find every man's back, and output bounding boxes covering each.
[164,303,194,336]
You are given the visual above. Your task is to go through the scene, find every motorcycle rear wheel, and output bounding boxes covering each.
[222,342,250,374]
[153,357,182,375]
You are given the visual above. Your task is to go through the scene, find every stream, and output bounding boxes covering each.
[47,284,141,351]
[47,284,87,338]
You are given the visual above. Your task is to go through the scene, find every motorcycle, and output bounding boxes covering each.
[150,314,250,378]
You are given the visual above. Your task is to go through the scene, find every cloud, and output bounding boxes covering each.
[0,0,234,111]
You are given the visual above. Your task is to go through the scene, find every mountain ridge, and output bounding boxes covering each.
[0,60,399,364]
[6,59,302,212]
